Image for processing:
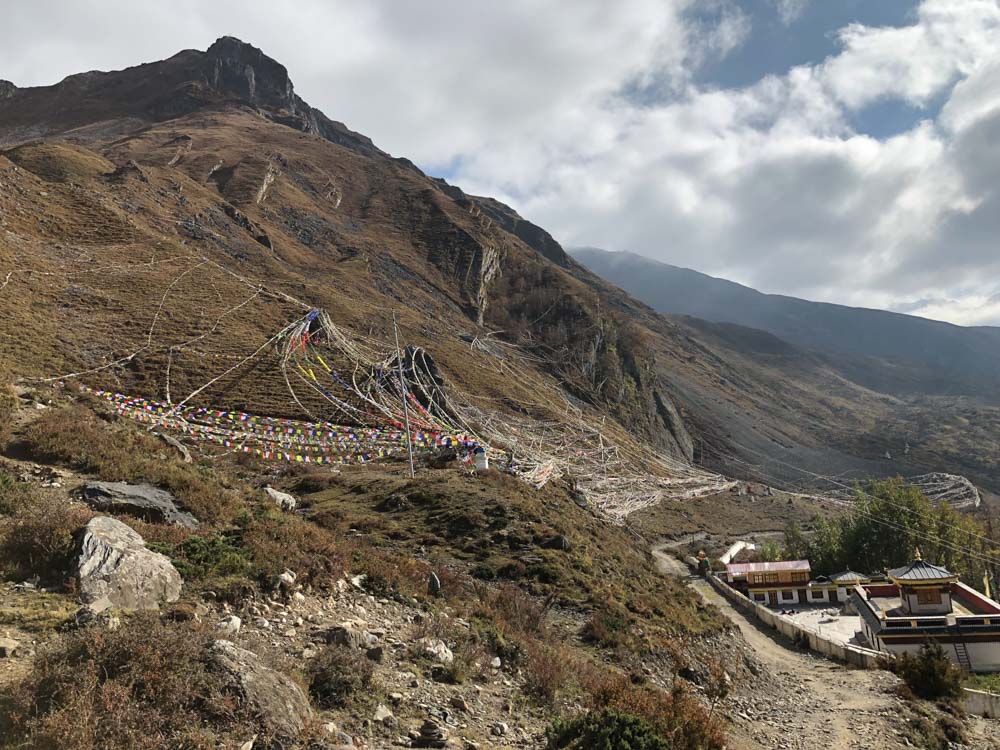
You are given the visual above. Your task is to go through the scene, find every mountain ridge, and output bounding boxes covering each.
[571,246,1000,399]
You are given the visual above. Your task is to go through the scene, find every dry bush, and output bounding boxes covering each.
[24,405,238,522]
[476,582,552,640]
[0,496,93,582]
[0,471,38,516]
[307,644,376,708]
[523,640,572,706]
[0,613,247,750]
[0,380,18,449]
[578,668,726,750]
[237,506,347,589]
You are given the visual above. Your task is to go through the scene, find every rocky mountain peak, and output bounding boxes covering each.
[203,36,298,113]
[0,80,16,100]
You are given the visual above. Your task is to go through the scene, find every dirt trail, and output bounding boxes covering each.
[652,545,997,750]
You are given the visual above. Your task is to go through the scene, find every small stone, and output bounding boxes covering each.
[490,656,501,669]
[373,703,394,724]
[277,570,297,591]
[254,617,270,629]
[449,695,469,712]
[491,722,508,737]
[367,645,385,663]
[217,615,241,636]
[0,637,19,658]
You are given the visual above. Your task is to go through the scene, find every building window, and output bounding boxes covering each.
[781,590,795,601]
[810,589,824,599]
[916,589,941,605]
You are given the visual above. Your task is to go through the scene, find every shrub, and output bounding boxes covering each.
[0,613,244,749]
[0,471,37,516]
[579,669,726,750]
[0,380,17,449]
[896,642,965,701]
[151,532,250,581]
[0,496,93,582]
[307,645,376,708]
[545,709,668,750]
[524,641,571,706]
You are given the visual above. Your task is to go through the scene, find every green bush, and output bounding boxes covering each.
[546,709,668,750]
[896,642,965,701]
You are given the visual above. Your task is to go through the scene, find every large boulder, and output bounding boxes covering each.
[264,486,297,511]
[209,639,312,740]
[80,481,199,528]
[75,516,182,610]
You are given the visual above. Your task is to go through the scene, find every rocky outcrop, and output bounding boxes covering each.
[0,80,16,100]
[80,481,198,528]
[264,485,297,511]
[209,639,312,740]
[75,516,182,610]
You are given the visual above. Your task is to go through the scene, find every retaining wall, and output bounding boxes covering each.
[703,573,999,717]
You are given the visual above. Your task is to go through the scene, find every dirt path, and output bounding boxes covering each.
[651,544,998,750]
[689,573,909,750]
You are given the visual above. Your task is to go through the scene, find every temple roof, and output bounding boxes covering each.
[828,570,869,583]
[887,558,957,583]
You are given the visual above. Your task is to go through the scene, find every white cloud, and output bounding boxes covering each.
[773,0,810,26]
[3,0,1000,326]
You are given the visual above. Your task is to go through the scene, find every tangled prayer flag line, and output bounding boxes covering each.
[81,386,485,466]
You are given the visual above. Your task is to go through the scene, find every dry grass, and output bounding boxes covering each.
[24,405,239,523]
[0,613,252,750]
[0,495,93,583]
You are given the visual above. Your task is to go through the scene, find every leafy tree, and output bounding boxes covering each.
[799,479,991,589]
[896,642,965,701]
[782,521,809,560]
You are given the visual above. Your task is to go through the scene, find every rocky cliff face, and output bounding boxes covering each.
[0,80,16,99]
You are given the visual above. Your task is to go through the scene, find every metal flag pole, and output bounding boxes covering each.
[393,311,416,479]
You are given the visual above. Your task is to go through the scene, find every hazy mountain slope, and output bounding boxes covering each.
[572,247,1000,399]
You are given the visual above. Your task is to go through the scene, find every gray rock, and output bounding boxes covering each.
[75,516,182,610]
[418,637,454,665]
[0,637,19,658]
[264,486,297,511]
[427,571,442,596]
[80,482,198,528]
[327,623,377,649]
[209,639,312,740]
[217,615,242,636]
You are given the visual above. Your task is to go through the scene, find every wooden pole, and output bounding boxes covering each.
[393,312,416,479]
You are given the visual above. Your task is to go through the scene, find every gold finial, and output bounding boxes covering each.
[914,547,922,561]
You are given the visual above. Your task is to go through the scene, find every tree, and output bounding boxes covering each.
[801,479,990,589]
[896,642,965,701]
[782,521,809,560]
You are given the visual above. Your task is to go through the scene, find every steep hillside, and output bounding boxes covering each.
[1,36,996,508]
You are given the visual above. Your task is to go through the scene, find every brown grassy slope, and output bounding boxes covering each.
[1,38,993,495]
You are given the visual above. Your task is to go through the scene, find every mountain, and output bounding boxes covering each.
[1,37,998,503]
[571,247,1000,399]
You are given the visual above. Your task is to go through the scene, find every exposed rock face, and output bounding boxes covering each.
[0,80,16,100]
[209,639,312,740]
[75,516,182,610]
[80,481,199,528]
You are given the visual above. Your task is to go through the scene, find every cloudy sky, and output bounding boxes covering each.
[3,1,1000,325]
